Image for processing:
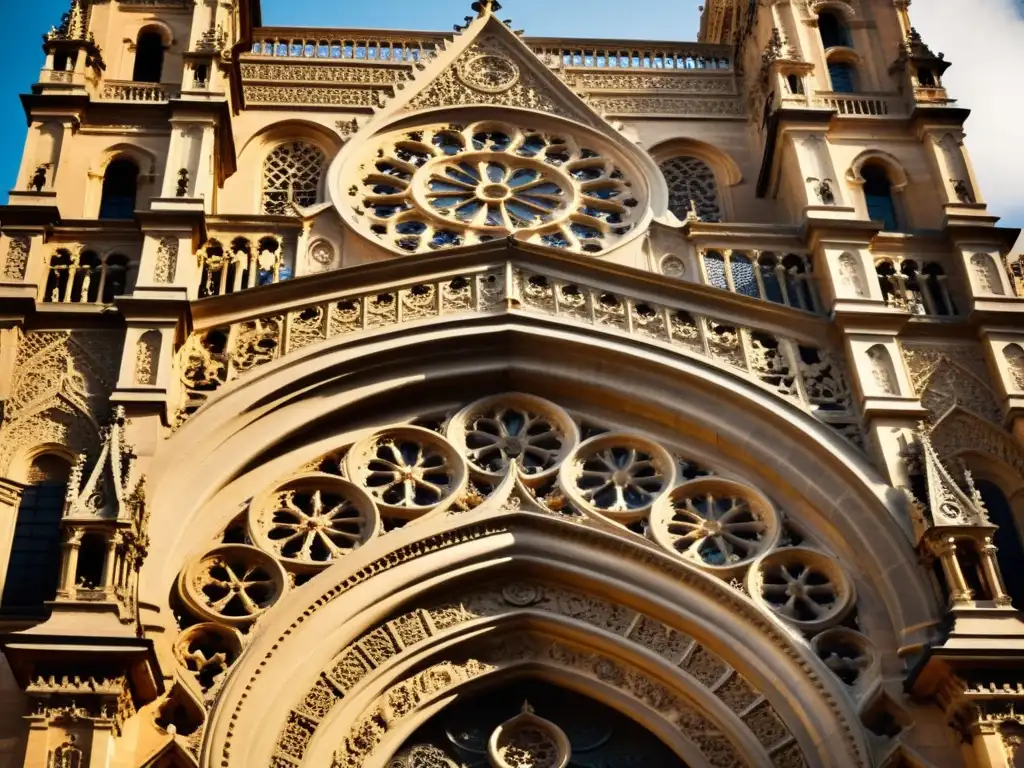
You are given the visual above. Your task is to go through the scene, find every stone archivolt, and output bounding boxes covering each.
[172,394,872,767]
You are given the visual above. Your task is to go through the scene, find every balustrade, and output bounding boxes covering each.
[813,93,895,116]
[99,80,176,102]
[176,262,857,446]
[529,41,731,70]
[247,33,441,62]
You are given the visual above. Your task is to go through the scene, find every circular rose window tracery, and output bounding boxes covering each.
[352,121,642,256]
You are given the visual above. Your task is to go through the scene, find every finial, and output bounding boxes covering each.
[520,700,535,714]
[471,0,502,17]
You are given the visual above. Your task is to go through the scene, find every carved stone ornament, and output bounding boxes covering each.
[3,236,30,280]
[489,702,571,768]
[153,237,179,283]
[346,121,643,257]
[457,52,521,93]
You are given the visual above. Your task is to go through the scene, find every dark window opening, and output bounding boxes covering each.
[133,31,165,83]
[75,534,107,589]
[98,159,139,220]
[786,74,804,94]
[917,67,936,87]
[862,164,899,230]
[977,479,1024,605]
[828,61,857,93]
[818,11,852,49]
[1,455,70,614]
[957,544,992,601]
[923,263,954,316]
[103,254,129,303]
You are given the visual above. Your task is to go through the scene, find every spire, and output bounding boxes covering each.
[45,0,90,42]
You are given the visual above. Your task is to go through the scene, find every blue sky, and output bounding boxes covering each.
[0,0,1020,236]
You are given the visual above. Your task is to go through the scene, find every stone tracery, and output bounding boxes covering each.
[170,393,873,764]
[349,121,643,256]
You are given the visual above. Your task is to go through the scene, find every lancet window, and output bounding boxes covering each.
[700,250,819,312]
[875,258,955,315]
[132,30,164,82]
[43,249,131,304]
[862,164,900,230]
[261,141,326,215]
[975,480,1024,605]
[659,155,722,222]
[0,454,69,614]
[828,61,857,93]
[98,158,139,219]
[818,10,852,49]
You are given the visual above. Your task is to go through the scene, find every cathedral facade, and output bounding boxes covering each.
[1,0,1023,766]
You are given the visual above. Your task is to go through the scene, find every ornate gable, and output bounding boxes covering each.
[404,28,595,124]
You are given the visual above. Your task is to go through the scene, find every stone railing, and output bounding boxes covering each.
[175,262,859,446]
[247,31,444,62]
[99,80,177,102]
[528,40,732,71]
[813,92,897,116]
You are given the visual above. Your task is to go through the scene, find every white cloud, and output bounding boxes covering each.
[910,0,1024,231]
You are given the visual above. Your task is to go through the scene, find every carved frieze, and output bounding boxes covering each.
[587,95,746,117]
[240,62,409,85]
[242,84,389,108]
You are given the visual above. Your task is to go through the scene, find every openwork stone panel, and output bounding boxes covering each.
[660,156,722,222]
[262,141,327,215]
[173,262,859,446]
[346,121,643,256]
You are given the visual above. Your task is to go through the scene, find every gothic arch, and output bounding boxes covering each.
[89,142,159,178]
[845,150,909,191]
[198,504,870,768]
[141,320,937,679]
[647,138,743,187]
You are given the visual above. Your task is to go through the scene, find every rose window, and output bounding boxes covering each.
[350,121,642,256]
[248,474,380,569]
[346,427,467,517]
[179,544,288,626]
[747,547,854,631]
[560,433,676,521]
[651,479,779,572]
[447,394,579,483]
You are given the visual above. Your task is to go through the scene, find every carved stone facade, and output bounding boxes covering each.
[0,1,1022,768]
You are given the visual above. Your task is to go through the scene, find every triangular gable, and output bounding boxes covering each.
[356,4,612,137]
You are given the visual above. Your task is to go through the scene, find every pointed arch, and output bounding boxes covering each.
[199,507,870,768]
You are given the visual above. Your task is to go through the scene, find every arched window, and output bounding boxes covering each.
[975,480,1024,605]
[132,31,165,83]
[862,164,899,231]
[702,250,727,289]
[71,250,101,303]
[818,11,851,49]
[659,156,722,222]
[782,253,818,311]
[44,249,73,303]
[828,61,857,93]
[1,454,70,614]
[99,159,139,220]
[261,141,326,215]
[729,252,758,298]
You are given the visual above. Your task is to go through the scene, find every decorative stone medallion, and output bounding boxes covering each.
[457,53,521,93]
